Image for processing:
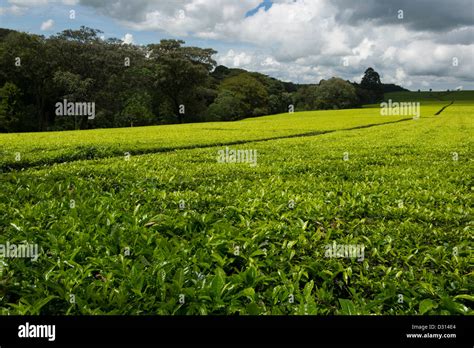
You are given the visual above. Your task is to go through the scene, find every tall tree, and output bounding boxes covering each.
[360,67,384,103]
[148,40,216,123]
[361,67,382,89]
[0,31,55,130]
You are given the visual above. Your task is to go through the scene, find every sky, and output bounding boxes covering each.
[0,0,473,90]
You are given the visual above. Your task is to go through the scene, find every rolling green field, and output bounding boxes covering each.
[0,104,445,172]
[0,97,472,315]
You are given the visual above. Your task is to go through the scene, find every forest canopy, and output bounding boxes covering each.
[0,27,407,132]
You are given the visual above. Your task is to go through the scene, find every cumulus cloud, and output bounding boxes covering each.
[40,19,54,31]
[121,33,134,44]
[8,0,51,5]
[8,0,78,6]
[1,0,78,17]
[4,0,473,89]
[331,0,474,32]
[79,0,261,37]
[218,49,253,68]
[0,5,25,15]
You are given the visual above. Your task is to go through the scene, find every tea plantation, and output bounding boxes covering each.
[0,98,472,315]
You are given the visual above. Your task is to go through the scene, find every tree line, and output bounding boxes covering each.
[0,26,407,132]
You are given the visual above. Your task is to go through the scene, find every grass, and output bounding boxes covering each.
[0,100,472,315]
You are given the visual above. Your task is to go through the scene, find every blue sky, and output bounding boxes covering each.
[0,0,473,89]
[245,0,272,17]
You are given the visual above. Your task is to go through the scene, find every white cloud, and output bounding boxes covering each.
[4,0,78,16]
[113,0,261,38]
[218,49,253,68]
[382,47,397,61]
[352,38,375,61]
[121,33,134,44]
[3,0,473,89]
[261,57,280,67]
[8,0,78,5]
[395,68,412,87]
[0,5,25,15]
[40,19,54,31]
[8,0,50,5]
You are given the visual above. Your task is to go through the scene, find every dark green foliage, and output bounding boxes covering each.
[357,67,384,104]
[0,27,407,132]
[148,40,217,123]
[314,78,358,110]
[361,67,382,90]
[208,73,269,120]
[0,82,24,132]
